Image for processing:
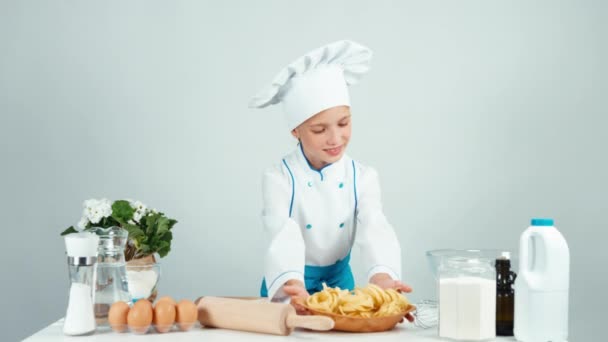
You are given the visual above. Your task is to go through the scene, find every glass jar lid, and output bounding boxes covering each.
[440,256,495,277]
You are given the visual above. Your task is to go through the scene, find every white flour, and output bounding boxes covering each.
[439,276,496,341]
[127,270,158,300]
[63,283,95,335]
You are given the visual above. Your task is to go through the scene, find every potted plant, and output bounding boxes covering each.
[61,198,177,301]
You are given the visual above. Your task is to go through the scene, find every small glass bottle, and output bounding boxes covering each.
[496,253,516,336]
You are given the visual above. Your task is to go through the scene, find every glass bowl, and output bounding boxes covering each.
[426,249,517,279]
[125,263,161,302]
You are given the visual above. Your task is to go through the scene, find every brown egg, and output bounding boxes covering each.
[175,299,198,331]
[108,301,130,332]
[127,299,153,334]
[153,300,176,333]
[156,296,177,306]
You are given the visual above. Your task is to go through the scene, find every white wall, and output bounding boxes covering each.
[1,1,605,340]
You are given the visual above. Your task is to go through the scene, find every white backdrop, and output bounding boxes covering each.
[1,1,606,340]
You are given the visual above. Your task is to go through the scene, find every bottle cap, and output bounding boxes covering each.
[531,218,554,226]
[64,232,99,257]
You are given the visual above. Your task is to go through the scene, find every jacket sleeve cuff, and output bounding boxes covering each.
[367,265,401,282]
[266,271,305,302]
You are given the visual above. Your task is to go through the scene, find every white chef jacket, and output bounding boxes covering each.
[262,145,402,300]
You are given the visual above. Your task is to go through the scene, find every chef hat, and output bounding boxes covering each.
[249,40,373,130]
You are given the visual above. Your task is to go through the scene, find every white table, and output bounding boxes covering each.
[24,319,517,342]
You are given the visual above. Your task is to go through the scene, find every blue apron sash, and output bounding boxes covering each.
[260,253,354,297]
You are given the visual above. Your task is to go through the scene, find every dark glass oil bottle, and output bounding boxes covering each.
[496,255,517,336]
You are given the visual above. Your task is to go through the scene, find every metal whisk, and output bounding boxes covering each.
[412,299,438,329]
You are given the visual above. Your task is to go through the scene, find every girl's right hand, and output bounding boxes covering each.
[283,280,310,315]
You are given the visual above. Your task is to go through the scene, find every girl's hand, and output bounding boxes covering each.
[283,280,310,315]
[370,273,414,322]
[370,273,413,293]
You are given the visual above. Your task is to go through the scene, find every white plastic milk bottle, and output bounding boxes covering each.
[514,218,569,342]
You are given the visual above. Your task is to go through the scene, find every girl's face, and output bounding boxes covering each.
[292,105,352,170]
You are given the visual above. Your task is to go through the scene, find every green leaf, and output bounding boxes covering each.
[123,224,145,240]
[168,219,177,229]
[112,200,135,222]
[144,213,158,235]
[115,209,178,258]
[114,216,127,226]
[156,217,171,236]
[140,243,151,254]
[99,216,119,228]
[60,226,78,236]
[159,231,172,243]
[157,241,171,258]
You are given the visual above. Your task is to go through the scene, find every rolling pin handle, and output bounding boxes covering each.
[285,313,335,331]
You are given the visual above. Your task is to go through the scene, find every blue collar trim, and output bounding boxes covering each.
[298,143,333,181]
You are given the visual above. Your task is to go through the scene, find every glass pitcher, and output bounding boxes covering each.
[438,256,496,341]
[92,226,131,322]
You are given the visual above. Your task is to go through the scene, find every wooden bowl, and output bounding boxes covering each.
[300,302,416,332]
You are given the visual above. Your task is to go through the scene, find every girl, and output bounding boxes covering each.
[250,40,412,318]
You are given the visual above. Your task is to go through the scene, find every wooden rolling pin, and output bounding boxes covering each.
[197,296,334,335]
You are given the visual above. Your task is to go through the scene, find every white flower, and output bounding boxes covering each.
[82,198,113,225]
[131,200,147,223]
[133,212,144,222]
[99,198,112,215]
[76,216,89,231]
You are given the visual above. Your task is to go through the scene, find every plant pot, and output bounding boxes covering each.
[126,254,160,302]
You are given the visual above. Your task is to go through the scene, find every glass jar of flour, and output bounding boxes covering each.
[438,256,496,341]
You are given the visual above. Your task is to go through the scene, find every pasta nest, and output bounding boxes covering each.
[306,283,410,318]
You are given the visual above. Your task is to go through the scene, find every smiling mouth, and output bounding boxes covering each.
[324,146,343,156]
